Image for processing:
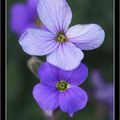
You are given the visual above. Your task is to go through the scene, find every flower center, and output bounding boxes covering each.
[56,33,67,43]
[57,81,69,91]
[35,18,41,26]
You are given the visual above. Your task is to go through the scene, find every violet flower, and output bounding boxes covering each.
[33,62,88,116]
[19,0,105,70]
[90,70,113,120]
[10,0,39,35]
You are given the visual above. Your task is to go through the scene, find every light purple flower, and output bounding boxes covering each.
[19,0,105,70]
[90,70,113,120]
[10,0,39,35]
[33,62,88,116]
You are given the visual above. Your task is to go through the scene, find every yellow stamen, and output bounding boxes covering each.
[56,33,67,43]
[35,19,41,26]
[56,80,69,91]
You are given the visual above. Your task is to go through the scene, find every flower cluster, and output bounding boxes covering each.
[90,70,113,120]
[12,0,105,117]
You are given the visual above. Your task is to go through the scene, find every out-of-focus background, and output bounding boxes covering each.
[7,0,113,120]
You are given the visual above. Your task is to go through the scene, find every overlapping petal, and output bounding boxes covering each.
[47,42,84,70]
[38,62,59,87]
[33,84,59,110]
[58,63,88,85]
[59,86,88,116]
[37,0,72,34]
[66,24,105,50]
[19,28,59,55]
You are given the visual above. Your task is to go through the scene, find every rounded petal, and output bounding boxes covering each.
[47,42,84,70]
[44,110,53,117]
[94,84,113,106]
[67,24,105,50]
[59,86,88,116]
[38,62,59,87]
[37,0,72,34]
[27,0,38,10]
[90,70,105,89]
[19,28,59,55]
[33,84,59,110]
[27,0,38,19]
[10,3,35,35]
[58,63,88,85]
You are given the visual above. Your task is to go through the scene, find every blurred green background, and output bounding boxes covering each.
[7,0,113,120]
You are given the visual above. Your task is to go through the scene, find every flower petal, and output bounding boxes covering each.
[27,0,38,10]
[19,28,59,55]
[38,62,59,87]
[37,0,72,34]
[90,70,105,89]
[27,0,38,19]
[44,110,53,117]
[33,84,59,110]
[10,3,35,35]
[47,42,84,70]
[67,24,105,50]
[59,86,88,116]
[58,63,88,85]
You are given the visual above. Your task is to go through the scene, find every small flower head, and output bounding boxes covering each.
[33,62,88,116]
[19,0,105,70]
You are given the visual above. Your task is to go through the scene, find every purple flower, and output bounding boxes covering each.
[33,62,88,116]
[90,70,113,106]
[90,70,113,120]
[19,0,105,70]
[10,0,39,35]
